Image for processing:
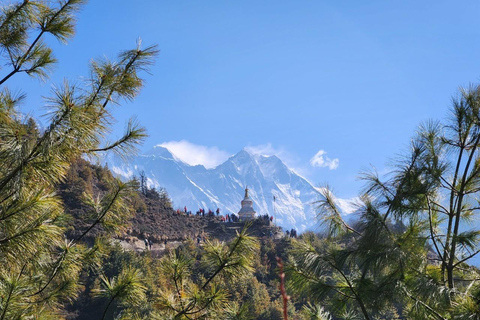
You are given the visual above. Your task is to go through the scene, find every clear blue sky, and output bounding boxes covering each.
[15,0,480,199]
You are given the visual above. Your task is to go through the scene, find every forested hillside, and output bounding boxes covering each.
[58,157,298,319]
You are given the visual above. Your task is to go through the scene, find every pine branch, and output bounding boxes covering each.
[0,0,31,32]
[453,248,480,268]
[328,261,371,320]
[403,288,447,320]
[447,133,480,288]
[201,229,244,290]
[28,247,69,297]
[427,197,446,265]
[73,182,123,244]
[0,0,84,85]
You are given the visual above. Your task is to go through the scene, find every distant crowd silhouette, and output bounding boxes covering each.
[173,206,279,225]
[170,205,297,239]
[174,206,243,222]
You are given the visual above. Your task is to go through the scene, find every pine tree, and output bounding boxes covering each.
[156,225,259,319]
[0,1,157,318]
[288,86,480,319]
[139,170,147,196]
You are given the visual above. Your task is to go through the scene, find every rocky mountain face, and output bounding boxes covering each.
[106,146,337,232]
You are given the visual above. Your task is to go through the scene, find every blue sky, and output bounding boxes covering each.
[14,0,480,199]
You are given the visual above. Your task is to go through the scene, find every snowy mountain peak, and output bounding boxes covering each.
[106,147,329,232]
[230,148,255,162]
[147,145,175,159]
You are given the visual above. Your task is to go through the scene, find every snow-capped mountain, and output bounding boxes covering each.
[106,146,337,232]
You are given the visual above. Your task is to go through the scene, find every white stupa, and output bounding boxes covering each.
[238,187,256,220]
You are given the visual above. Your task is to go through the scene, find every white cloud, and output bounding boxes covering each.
[158,140,230,169]
[310,150,339,170]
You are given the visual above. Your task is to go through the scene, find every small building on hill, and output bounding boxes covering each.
[238,187,256,220]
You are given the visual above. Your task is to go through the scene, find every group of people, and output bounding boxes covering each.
[144,238,153,250]
[175,206,277,225]
[260,214,274,223]
[175,207,222,217]
[174,205,300,239]
[285,228,298,238]
[220,213,239,222]
[175,206,193,215]
[174,206,244,222]
[144,237,169,251]
[195,208,221,217]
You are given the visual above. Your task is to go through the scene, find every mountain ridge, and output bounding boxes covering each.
[106,146,345,232]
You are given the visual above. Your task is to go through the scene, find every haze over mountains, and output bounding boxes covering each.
[106,146,355,232]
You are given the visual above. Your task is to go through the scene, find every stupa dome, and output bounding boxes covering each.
[238,187,256,220]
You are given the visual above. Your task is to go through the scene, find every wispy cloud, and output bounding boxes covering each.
[158,140,230,169]
[335,197,360,215]
[245,143,288,158]
[245,143,307,175]
[310,150,339,170]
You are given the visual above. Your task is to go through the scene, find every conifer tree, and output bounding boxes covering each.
[139,170,147,196]
[288,86,480,319]
[157,226,259,319]
[0,1,157,318]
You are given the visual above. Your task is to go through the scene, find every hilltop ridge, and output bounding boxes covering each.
[105,147,327,232]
